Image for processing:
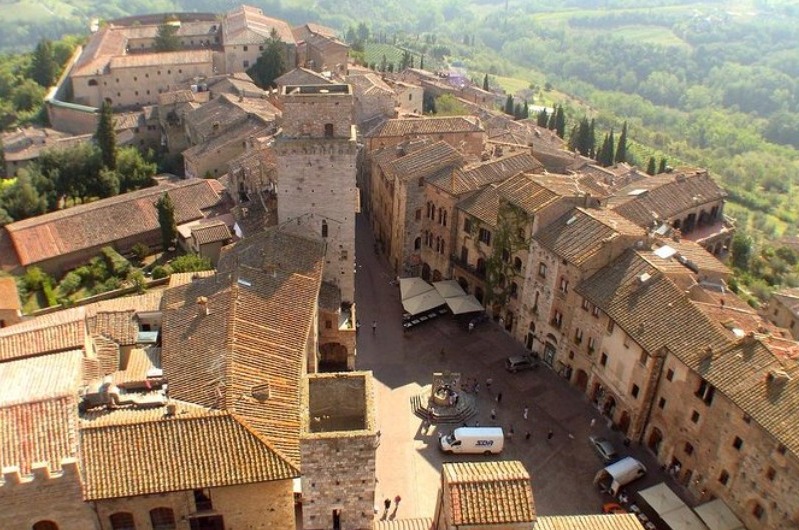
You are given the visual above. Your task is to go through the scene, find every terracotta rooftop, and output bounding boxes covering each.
[0,277,21,311]
[185,94,279,138]
[382,141,463,183]
[429,151,543,196]
[700,337,799,458]
[608,169,726,228]
[494,173,565,215]
[536,515,645,530]
[348,72,394,95]
[577,249,732,370]
[184,118,271,162]
[0,314,86,362]
[192,220,233,245]
[161,229,325,466]
[458,185,500,226]
[365,116,483,138]
[292,22,339,42]
[80,410,299,500]
[0,350,83,474]
[650,238,731,277]
[223,5,295,45]
[1,127,74,163]
[3,179,222,267]
[535,208,646,268]
[275,67,332,86]
[110,49,212,69]
[443,461,536,525]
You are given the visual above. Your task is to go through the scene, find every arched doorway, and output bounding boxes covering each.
[319,342,349,372]
[603,396,616,418]
[618,410,631,435]
[574,369,589,393]
[525,321,536,350]
[457,276,469,292]
[543,334,558,366]
[432,269,442,281]
[504,311,514,332]
[648,427,664,455]
[421,263,431,281]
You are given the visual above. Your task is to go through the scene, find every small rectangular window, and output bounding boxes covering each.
[415,208,422,221]
[559,277,569,293]
[691,410,700,423]
[591,306,600,318]
[606,319,615,334]
[718,470,730,485]
[658,397,666,409]
[478,228,492,245]
[587,337,596,354]
[600,352,608,367]
[733,436,743,450]
[464,218,472,232]
[243,60,250,68]
[582,298,590,311]
[243,45,249,51]
[766,467,776,481]
[666,368,674,381]
[631,384,640,398]
[639,350,648,366]
[538,262,547,278]
[684,442,694,455]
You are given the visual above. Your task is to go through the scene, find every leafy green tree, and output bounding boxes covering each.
[356,22,370,43]
[30,39,57,87]
[11,79,46,112]
[482,74,489,91]
[95,101,116,170]
[154,20,181,52]
[730,233,753,270]
[247,29,287,88]
[434,94,467,116]
[94,167,120,198]
[0,138,5,179]
[156,192,177,250]
[169,253,213,273]
[615,121,628,164]
[116,147,156,193]
[646,157,657,175]
[0,173,47,221]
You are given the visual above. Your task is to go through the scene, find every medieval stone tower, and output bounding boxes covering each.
[275,84,358,304]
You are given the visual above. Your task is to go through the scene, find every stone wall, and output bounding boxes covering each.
[0,459,99,530]
[276,85,357,303]
[301,372,377,530]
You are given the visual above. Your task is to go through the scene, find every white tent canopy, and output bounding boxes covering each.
[694,499,745,530]
[402,289,446,316]
[400,277,435,300]
[639,483,708,530]
[433,280,485,315]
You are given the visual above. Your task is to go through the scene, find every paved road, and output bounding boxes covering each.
[353,212,669,521]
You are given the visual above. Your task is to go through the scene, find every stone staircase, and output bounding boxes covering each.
[410,389,477,425]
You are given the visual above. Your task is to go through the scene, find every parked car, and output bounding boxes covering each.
[504,354,538,373]
[589,435,619,463]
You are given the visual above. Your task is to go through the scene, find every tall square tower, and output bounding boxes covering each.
[275,84,357,304]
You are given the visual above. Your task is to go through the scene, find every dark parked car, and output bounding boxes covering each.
[589,435,619,463]
[504,354,538,373]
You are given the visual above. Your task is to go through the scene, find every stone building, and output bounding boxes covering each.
[765,287,799,340]
[300,372,377,530]
[519,208,646,368]
[348,72,397,126]
[0,277,22,328]
[364,115,485,157]
[221,5,297,74]
[275,84,358,304]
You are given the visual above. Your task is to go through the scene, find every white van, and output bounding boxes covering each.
[593,456,647,495]
[439,427,505,455]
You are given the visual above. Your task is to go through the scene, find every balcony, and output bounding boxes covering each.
[450,254,486,280]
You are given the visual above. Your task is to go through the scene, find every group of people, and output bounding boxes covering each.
[381,495,402,519]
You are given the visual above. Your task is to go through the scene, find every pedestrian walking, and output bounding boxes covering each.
[475,420,480,427]
[523,406,529,420]
[394,495,402,511]
[372,320,377,334]
[356,320,361,334]
[590,418,596,429]
[486,377,493,391]
[496,392,503,404]
[525,431,531,441]
[468,321,475,333]
[474,382,480,394]
[508,425,515,441]
[547,429,554,441]
[490,408,496,420]
[384,498,391,514]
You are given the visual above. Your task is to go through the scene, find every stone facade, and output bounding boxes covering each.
[300,372,377,530]
[92,480,295,530]
[0,459,98,530]
[419,184,459,281]
[275,84,358,303]
[765,289,799,340]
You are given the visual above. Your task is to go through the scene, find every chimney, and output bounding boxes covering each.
[2,466,21,486]
[196,296,209,316]
[165,402,177,417]
[699,345,714,361]
[672,230,681,242]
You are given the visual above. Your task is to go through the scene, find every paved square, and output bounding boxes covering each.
[354,214,669,521]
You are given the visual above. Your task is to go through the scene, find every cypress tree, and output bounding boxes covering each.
[537,109,548,127]
[646,156,657,175]
[555,105,566,138]
[483,74,489,91]
[588,118,596,159]
[95,101,117,170]
[615,121,628,164]
[522,100,529,119]
[504,95,514,116]
[605,129,615,166]
[547,110,556,130]
[420,55,424,69]
[156,192,178,250]
[567,124,578,151]
[31,39,57,87]
[659,157,668,174]
[576,117,591,157]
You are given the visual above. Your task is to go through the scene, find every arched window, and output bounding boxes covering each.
[87,79,98,86]
[438,207,443,223]
[109,512,136,530]
[150,507,176,530]
[439,240,445,255]
[321,220,328,238]
[435,236,440,252]
[426,202,431,218]
[33,522,59,530]
[442,210,447,226]
[324,123,334,137]
[414,237,421,250]
[514,257,522,272]
[510,282,518,298]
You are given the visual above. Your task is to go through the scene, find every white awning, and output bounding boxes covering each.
[402,290,446,316]
[694,499,745,530]
[639,483,708,530]
[433,279,466,298]
[400,277,434,300]
[446,295,484,315]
